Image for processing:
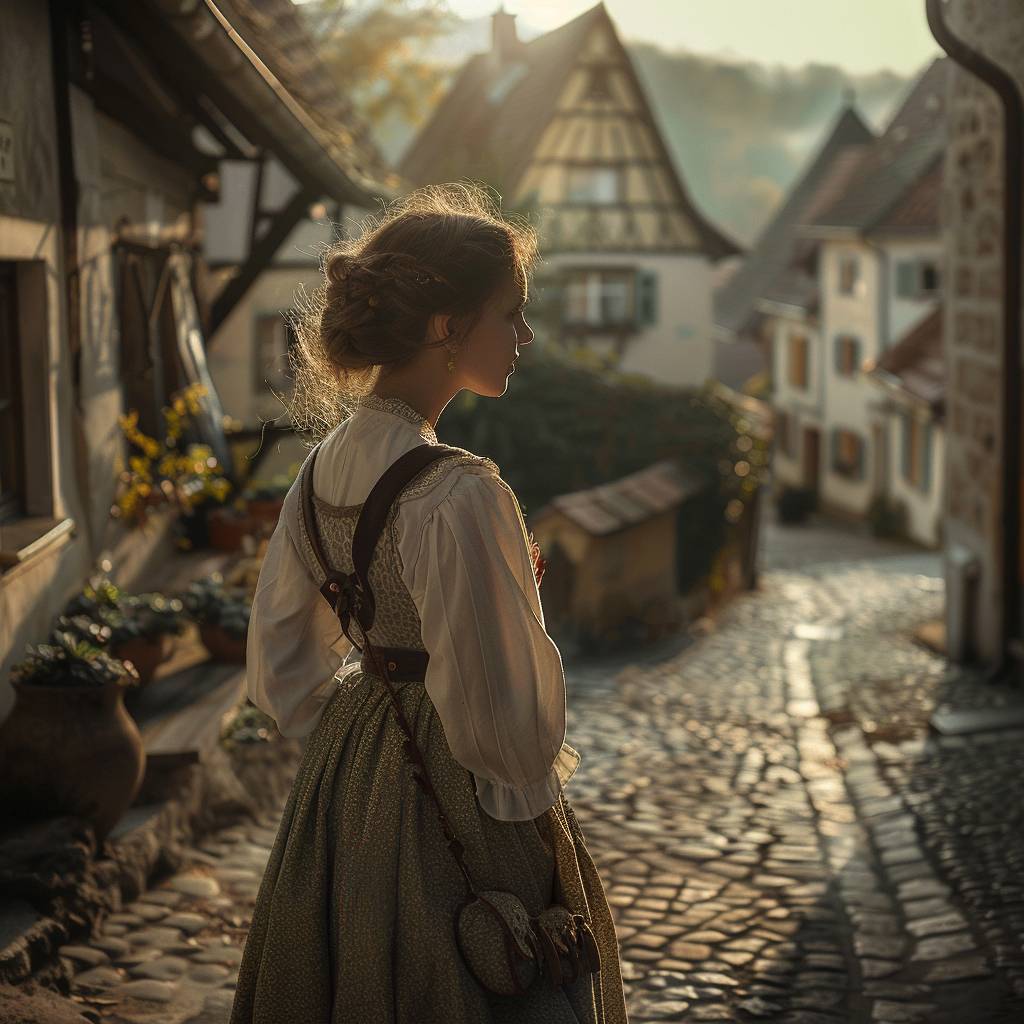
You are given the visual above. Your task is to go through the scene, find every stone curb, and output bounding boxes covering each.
[0,725,301,995]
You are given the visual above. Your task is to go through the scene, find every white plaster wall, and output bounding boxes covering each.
[208,268,322,428]
[542,251,714,389]
[820,240,885,515]
[882,237,943,344]
[769,312,824,491]
[885,409,945,547]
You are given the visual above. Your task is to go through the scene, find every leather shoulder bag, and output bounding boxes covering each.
[299,438,601,997]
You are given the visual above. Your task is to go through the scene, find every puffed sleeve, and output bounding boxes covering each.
[407,468,580,822]
[245,518,353,738]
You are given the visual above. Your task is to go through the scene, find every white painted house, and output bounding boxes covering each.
[802,59,948,539]
[399,4,739,389]
[765,57,946,548]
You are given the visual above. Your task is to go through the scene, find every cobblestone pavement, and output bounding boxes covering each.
[62,518,1024,1023]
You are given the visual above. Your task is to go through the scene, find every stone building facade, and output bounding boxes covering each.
[930,0,1024,665]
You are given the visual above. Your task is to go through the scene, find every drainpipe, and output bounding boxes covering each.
[927,0,1023,680]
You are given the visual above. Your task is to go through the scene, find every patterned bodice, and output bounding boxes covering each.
[290,395,499,652]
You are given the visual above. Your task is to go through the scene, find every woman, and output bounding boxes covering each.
[230,183,629,1023]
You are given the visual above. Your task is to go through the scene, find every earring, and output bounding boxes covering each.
[446,345,457,374]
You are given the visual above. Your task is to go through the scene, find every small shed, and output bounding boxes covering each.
[528,460,705,643]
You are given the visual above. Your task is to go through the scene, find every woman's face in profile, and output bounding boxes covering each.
[455,268,534,398]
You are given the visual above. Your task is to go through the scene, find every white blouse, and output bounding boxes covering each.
[245,394,580,821]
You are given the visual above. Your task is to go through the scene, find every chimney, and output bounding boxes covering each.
[491,6,523,64]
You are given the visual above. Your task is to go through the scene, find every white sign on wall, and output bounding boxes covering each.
[0,121,14,183]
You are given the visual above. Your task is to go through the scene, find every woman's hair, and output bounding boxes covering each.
[284,181,539,437]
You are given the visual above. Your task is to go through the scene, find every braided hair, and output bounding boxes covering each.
[286,182,538,439]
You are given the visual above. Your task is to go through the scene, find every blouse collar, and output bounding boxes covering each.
[356,392,438,444]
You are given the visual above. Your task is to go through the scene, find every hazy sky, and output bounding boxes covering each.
[447,1,941,75]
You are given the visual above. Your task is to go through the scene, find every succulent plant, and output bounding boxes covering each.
[180,574,251,639]
[11,631,140,689]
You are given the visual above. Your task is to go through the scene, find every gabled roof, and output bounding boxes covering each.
[531,459,705,537]
[866,307,944,416]
[399,2,738,259]
[219,0,399,198]
[715,105,874,334]
[869,154,942,236]
[108,0,400,204]
[808,58,950,235]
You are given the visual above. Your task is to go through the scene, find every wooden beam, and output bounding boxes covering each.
[209,186,315,339]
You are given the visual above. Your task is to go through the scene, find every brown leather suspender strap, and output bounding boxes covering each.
[299,438,459,653]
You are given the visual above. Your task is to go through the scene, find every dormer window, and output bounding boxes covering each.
[566,166,620,204]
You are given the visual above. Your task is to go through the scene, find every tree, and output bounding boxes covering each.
[301,0,457,128]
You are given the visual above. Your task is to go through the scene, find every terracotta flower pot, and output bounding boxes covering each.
[246,497,284,526]
[0,677,146,844]
[208,507,257,552]
[199,623,247,664]
[113,634,172,688]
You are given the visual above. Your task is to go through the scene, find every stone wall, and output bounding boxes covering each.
[939,0,1024,662]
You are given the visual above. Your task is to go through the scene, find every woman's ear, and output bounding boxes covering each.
[428,312,454,344]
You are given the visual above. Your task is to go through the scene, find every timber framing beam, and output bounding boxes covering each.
[209,186,316,340]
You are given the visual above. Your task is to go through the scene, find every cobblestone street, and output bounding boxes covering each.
[61,514,1024,1023]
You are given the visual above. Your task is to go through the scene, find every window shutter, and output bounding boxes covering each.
[857,435,866,480]
[834,337,843,374]
[830,429,838,471]
[853,338,862,374]
[896,261,917,298]
[636,270,658,328]
[922,421,934,493]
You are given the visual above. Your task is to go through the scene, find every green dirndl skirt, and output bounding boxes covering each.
[229,670,629,1024]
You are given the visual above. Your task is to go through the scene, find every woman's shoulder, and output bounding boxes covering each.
[398,442,504,510]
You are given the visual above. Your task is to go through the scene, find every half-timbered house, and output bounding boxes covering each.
[0,0,392,720]
[399,3,739,389]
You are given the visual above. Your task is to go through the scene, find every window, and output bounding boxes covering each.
[895,259,941,299]
[775,409,792,456]
[787,333,808,389]
[831,428,865,480]
[0,263,25,523]
[901,412,934,492]
[834,335,862,376]
[838,255,860,296]
[563,269,634,327]
[566,167,620,204]
[253,312,297,395]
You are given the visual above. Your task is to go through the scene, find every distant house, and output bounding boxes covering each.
[202,0,398,430]
[399,3,739,389]
[714,101,874,496]
[800,59,949,527]
[864,307,944,547]
[527,460,705,643]
[714,104,874,393]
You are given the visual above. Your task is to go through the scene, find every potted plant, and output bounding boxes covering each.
[112,384,233,549]
[65,579,186,686]
[208,499,260,552]
[241,472,294,527]
[181,573,251,664]
[0,632,145,844]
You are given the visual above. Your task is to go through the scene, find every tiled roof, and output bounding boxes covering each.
[869,155,942,235]
[868,306,944,414]
[809,58,950,234]
[400,5,603,195]
[217,0,400,198]
[399,2,737,259]
[714,106,874,335]
[532,459,704,537]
